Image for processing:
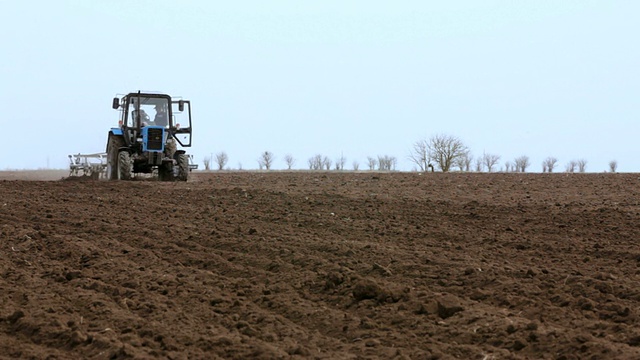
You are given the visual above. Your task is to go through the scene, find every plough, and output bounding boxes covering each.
[68,153,197,179]
[68,153,108,179]
[187,155,199,171]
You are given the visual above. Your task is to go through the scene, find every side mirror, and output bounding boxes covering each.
[112,98,120,109]
[178,100,184,112]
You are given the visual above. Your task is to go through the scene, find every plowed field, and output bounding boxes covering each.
[2,172,640,359]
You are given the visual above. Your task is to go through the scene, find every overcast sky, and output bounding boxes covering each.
[2,1,638,172]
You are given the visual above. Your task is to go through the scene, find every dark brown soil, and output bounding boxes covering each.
[2,172,640,359]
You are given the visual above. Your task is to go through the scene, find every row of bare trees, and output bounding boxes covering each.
[202,134,619,172]
[409,134,513,173]
[408,134,618,173]
[305,154,396,171]
[203,152,230,171]
[203,152,398,171]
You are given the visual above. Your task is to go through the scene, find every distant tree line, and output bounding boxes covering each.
[201,134,619,173]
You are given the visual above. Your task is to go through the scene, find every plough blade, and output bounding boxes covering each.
[68,153,108,179]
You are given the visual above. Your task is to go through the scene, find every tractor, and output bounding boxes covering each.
[106,91,193,181]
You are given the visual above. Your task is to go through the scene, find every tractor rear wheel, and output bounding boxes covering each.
[117,151,132,180]
[106,134,124,180]
[175,153,189,181]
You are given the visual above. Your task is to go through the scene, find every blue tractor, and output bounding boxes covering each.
[106,91,193,181]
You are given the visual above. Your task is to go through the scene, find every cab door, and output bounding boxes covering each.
[171,100,192,147]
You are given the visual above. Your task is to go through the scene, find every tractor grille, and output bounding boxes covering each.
[146,128,164,151]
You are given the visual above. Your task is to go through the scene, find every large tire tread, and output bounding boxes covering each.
[107,134,125,180]
[176,154,189,181]
[118,151,132,180]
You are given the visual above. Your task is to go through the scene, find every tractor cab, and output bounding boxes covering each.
[106,91,194,181]
[111,92,192,149]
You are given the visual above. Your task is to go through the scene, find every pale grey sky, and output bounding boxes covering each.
[2,1,638,172]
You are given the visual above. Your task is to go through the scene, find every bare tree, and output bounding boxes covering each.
[352,160,360,171]
[542,157,558,173]
[577,159,587,173]
[258,151,275,170]
[475,157,484,172]
[504,161,513,173]
[565,160,577,173]
[426,134,469,172]
[214,151,228,170]
[609,160,618,173]
[483,153,501,173]
[463,153,472,172]
[335,153,347,171]
[366,156,377,171]
[454,157,465,172]
[322,156,332,170]
[308,154,323,170]
[203,156,211,171]
[455,152,472,172]
[378,156,387,171]
[408,139,430,171]
[514,156,530,173]
[377,155,397,171]
[284,154,296,170]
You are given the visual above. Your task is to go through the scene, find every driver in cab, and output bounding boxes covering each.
[133,109,151,127]
[154,104,168,127]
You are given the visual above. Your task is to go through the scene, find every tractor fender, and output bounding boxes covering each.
[106,128,125,152]
[173,150,186,160]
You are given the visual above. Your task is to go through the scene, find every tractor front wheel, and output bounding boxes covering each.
[117,151,132,180]
[158,161,174,181]
[175,154,189,181]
